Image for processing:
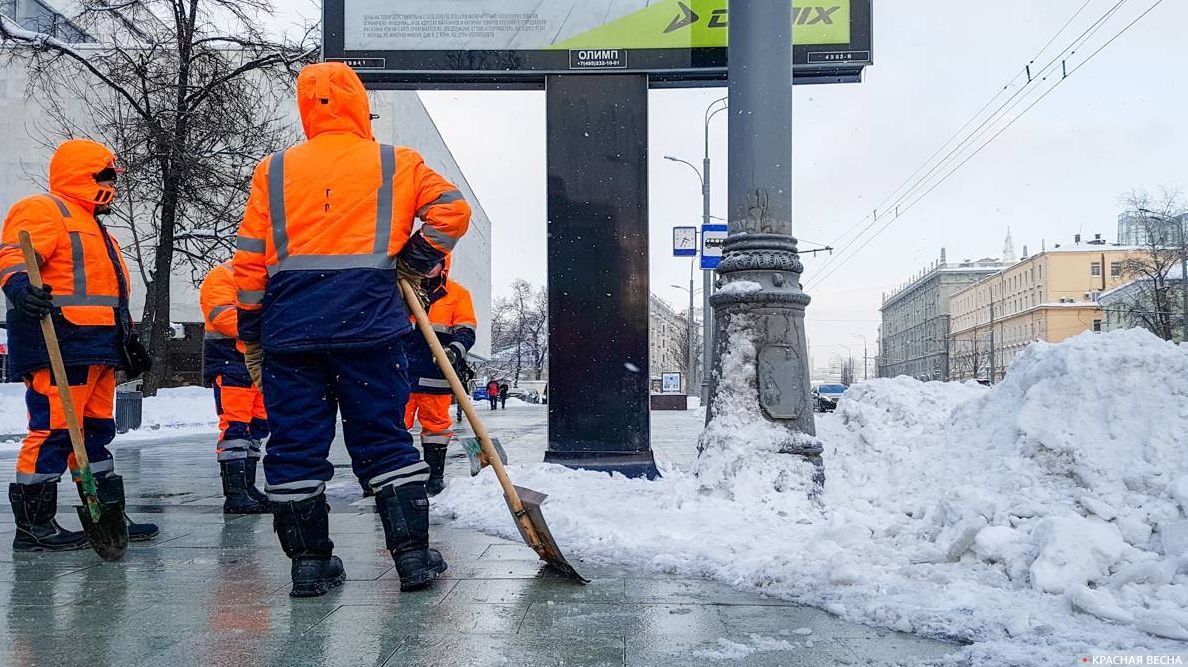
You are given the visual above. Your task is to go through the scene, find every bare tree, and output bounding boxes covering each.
[2,1,316,394]
[488,279,547,385]
[1114,188,1186,342]
[673,308,702,388]
[950,336,986,381]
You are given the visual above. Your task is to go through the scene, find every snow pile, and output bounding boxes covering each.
[0,383,28,437]
[0,383,216,442]
[693,316,822,503]
[138,386,216,431]
[435,329,1188,664]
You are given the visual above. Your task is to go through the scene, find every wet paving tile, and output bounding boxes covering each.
[0,428,958,666]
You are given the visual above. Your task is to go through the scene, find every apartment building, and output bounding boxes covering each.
[949,240,1134,381]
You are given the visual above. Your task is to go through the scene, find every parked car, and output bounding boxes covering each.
[814,384,848,412]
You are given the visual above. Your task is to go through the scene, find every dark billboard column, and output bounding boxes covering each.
[544,74,658,480]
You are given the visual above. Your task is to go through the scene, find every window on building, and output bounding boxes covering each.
[1110,262,1122,277]
[1090,262,1102,277]
[1093,319,1102,332]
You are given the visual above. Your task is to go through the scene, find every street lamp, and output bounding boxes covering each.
[664,95,729,406]
[817,343,855,385]
[1138,207,1188,341]
[851,333,868,381]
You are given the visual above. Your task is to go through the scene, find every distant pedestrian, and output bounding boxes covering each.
[499,382,509,409]
[487,380,499,410]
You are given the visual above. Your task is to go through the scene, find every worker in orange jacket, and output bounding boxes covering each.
[0,139,157,551]
[403,256,477,496]
[200,261,268,514]
[233,62,470,597]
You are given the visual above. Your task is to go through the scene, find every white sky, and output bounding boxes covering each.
[273,0,1187,369]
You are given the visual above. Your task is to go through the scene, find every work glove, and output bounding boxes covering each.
[396,258,431,312]
[119,332,153,380]
[243,341,265,394]
[13,282,53,318]
[443,346,464,375]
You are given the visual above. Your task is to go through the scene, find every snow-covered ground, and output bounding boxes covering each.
[0,383,217,442]
[436,328,1188,665]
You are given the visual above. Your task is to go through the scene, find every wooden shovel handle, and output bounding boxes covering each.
[19,231,92,472]
[399,279,527,516]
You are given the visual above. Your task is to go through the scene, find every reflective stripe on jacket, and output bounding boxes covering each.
[0,140,131,379]
[233,62,471,353]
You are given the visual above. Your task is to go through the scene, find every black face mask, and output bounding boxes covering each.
[94,167,119,184]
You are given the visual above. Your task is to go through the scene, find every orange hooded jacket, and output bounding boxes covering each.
[199,261,250,383]
[0,139,132,379]
[233,62,471,352]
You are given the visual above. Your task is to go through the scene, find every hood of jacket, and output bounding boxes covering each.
[296,62,373,140]
[48,139,118,211]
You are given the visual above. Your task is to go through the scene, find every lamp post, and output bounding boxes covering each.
[1139,207,1188,342]
[818,343,854,385]
[664,95,729,406]
[851,333,868,381]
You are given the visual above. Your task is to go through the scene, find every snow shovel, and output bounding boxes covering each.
[19,232,128,561]
[400,279,587,583]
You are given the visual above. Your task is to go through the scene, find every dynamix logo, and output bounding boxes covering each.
[551,0,852,50]
[664,2,842,33]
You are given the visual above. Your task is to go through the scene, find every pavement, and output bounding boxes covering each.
[0,401,960,666]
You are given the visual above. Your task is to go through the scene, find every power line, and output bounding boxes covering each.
[808,0,1164,289]
[814,0,1109,267]
[812,0,1126,282]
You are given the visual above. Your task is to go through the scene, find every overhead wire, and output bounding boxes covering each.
[807,0,1159,287]
[810,0,1129,285]
[818,0,1098,257]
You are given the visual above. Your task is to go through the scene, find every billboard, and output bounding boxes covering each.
[323,0,872,87]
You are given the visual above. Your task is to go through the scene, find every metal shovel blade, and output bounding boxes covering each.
[462,437,508,477]
[76,501,128,562]
[509,485,588,583]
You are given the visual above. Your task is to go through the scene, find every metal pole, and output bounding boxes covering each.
[708,0,819,465]
[989,299,996,384]
[701,97,725,408]
[701,152,712,406]
[688,259,696,394]
[1181,220,1187,342]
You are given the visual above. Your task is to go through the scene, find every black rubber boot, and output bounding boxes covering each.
[221,460,268,514]
[9,482,88,552]
[273,495,346,598]
[423,443,448,497]
[375,483,447,592]
[79,475,158,542]
[244,457,269,504]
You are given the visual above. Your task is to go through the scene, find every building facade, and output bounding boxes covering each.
[1117,212,1188,247]
[651,294,689,389]
[949,244,1135,381]
[878,251,1005,381]
[1098,265,1186,342]
[1,3,494,384]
